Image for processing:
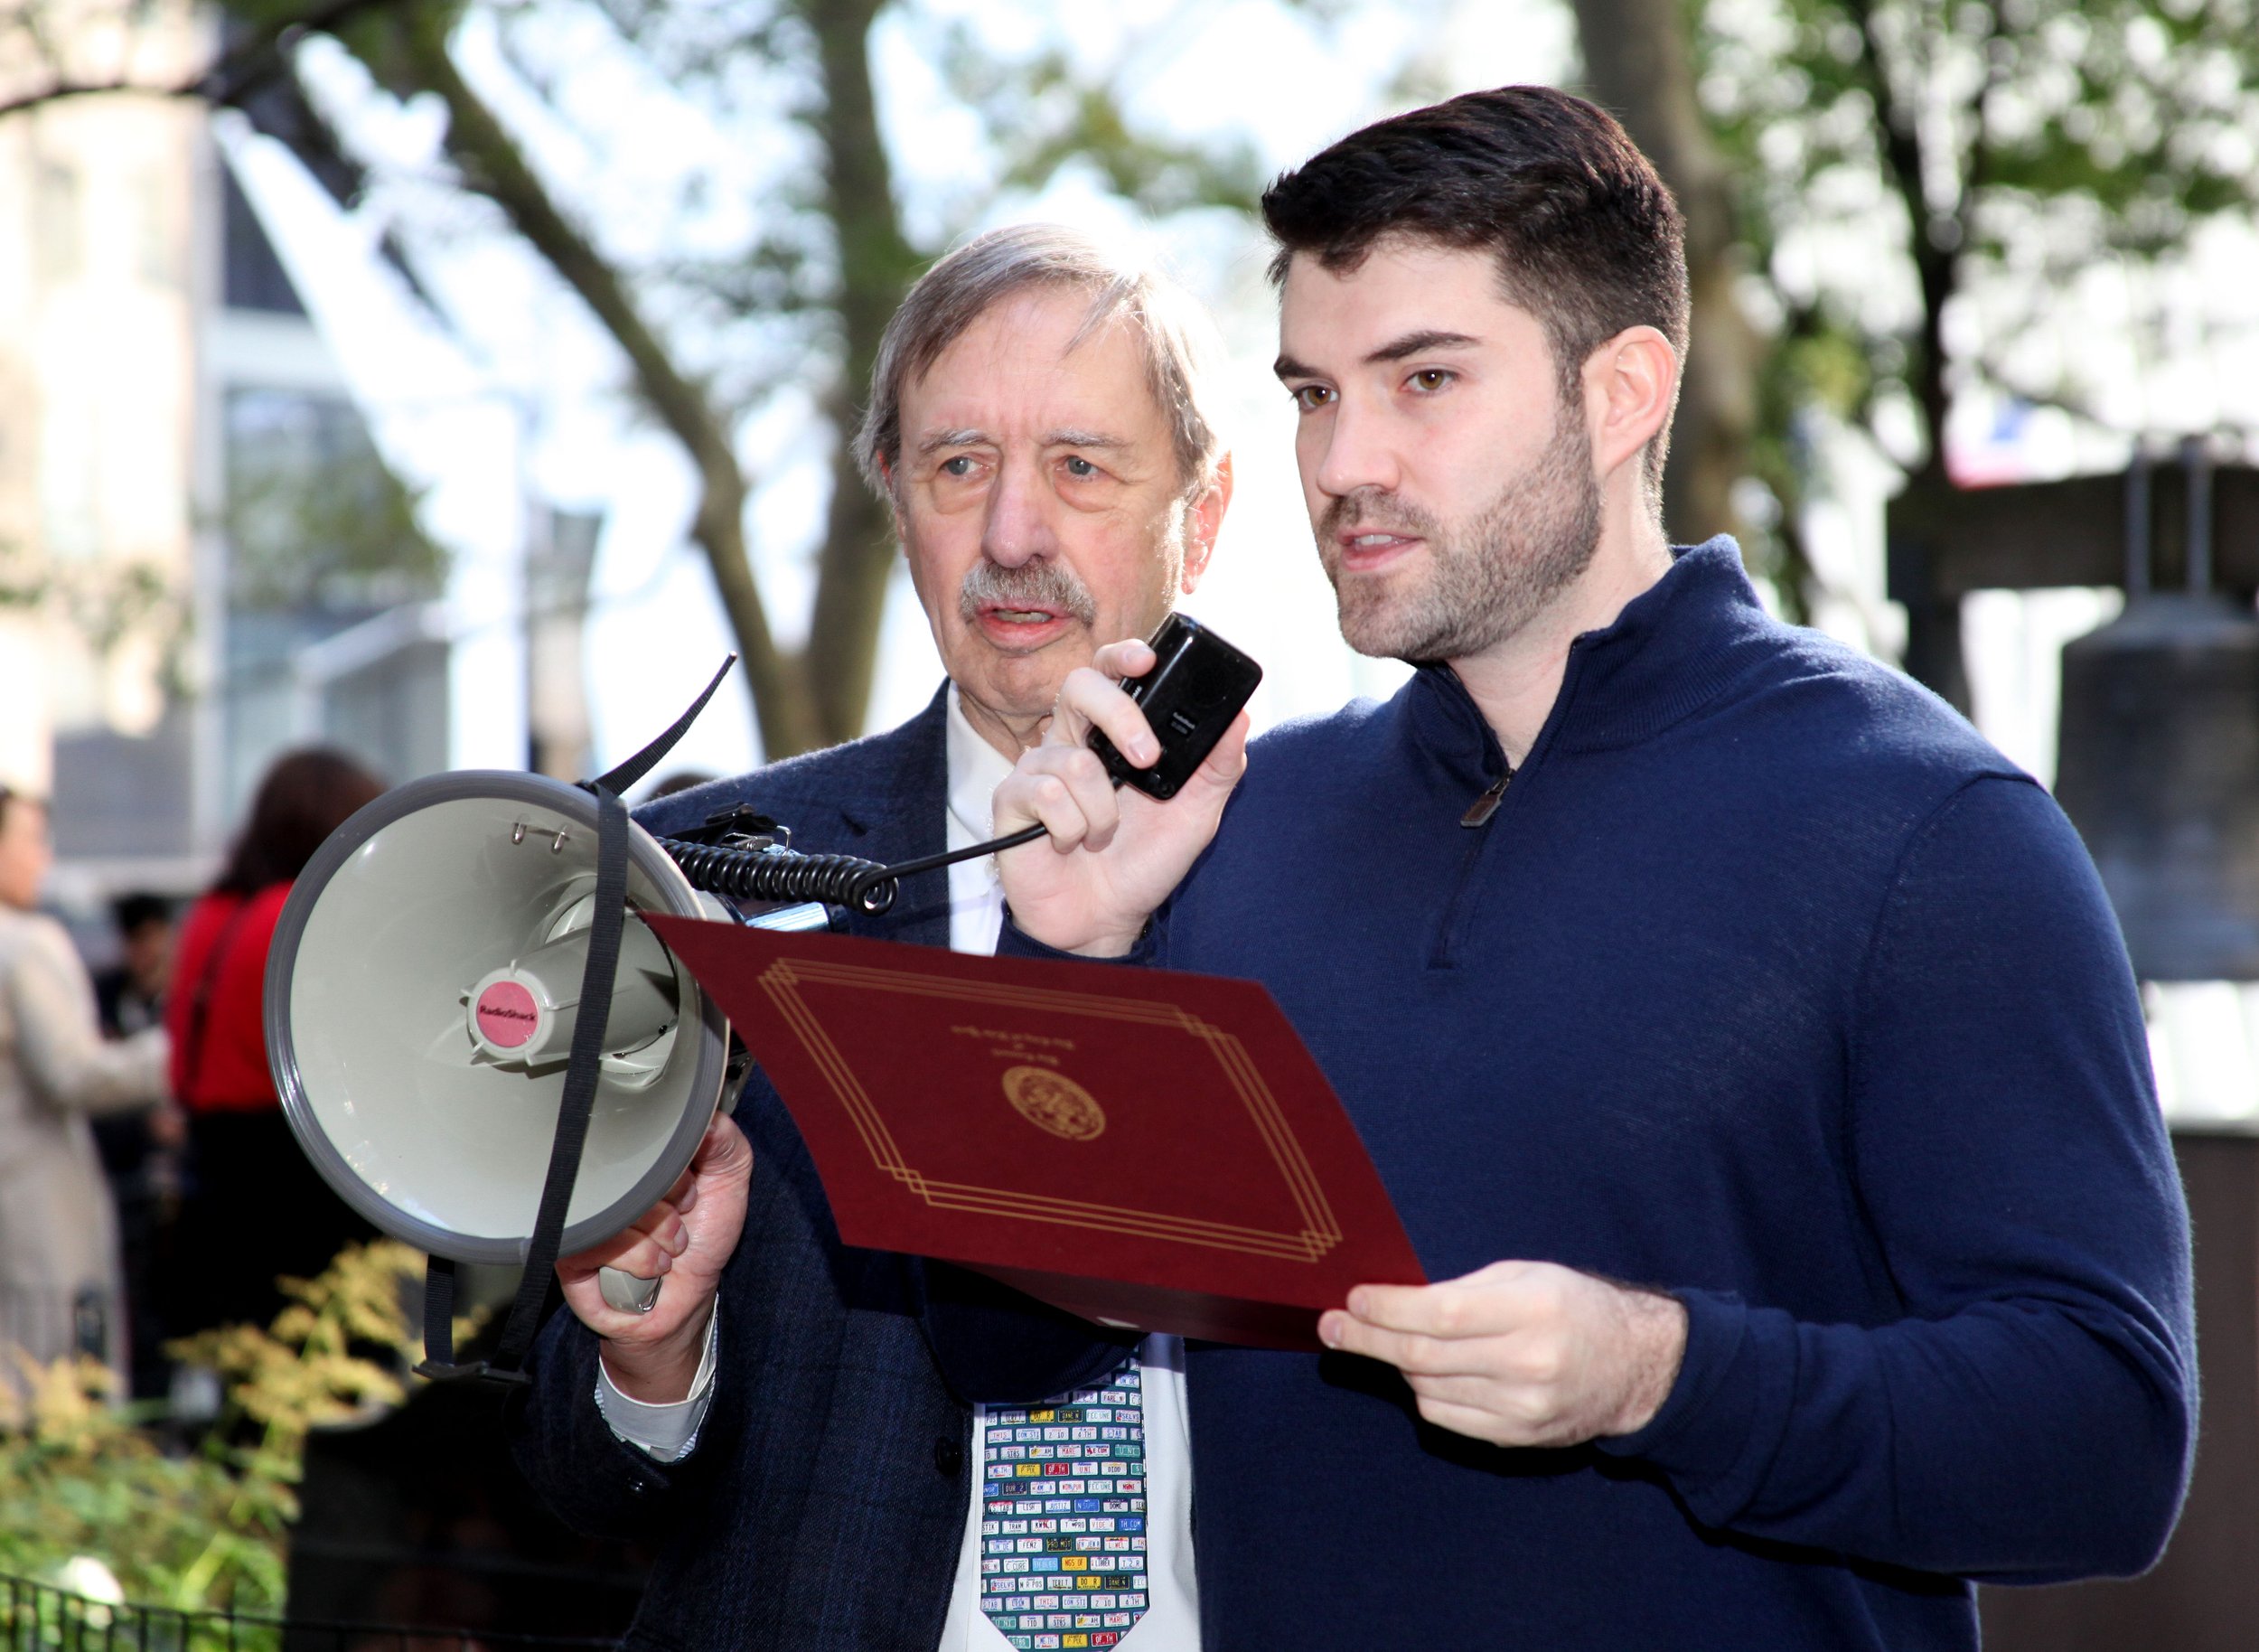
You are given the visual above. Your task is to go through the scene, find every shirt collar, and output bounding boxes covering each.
[944,683,1019,847]
[1404,535,1771,771]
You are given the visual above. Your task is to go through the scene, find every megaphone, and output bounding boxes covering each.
[263,658,1048,1381]
[265,769,743,1278]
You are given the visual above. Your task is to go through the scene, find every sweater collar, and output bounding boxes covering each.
[1405,535,1767,768]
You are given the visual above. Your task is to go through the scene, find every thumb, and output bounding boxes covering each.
[1177,712,1251,809]
[693,1112,753,1182]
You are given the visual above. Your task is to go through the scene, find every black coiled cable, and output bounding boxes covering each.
[656,837,898,915]
[657,820,1050,921]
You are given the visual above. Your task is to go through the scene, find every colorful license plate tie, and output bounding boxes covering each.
[977,1358,1149,1649]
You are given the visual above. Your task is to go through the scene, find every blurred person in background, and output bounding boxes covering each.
[93,893,174,1039]
[0,784,170,1384]
[91,893,186,1399]
[164,749,384,1338]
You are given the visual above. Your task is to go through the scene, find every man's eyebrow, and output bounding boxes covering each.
[1365,329,1481,364]
[915,428,990,455]
[1272,332,1480,380]
[1045,428,1130,449]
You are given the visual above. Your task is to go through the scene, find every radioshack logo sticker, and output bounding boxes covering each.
[475,981,540,1048]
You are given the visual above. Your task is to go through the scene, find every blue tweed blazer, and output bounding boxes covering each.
[508,686,1128,1652]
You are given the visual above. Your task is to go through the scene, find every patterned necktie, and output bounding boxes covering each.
[978,1356,1149,1649]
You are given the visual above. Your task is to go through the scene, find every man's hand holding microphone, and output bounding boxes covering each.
[989,635,1251,956]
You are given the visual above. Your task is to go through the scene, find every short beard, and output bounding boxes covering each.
[1317,400,1602,663]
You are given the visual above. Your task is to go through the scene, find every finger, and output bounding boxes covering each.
[1410,1394,1515,1445]
[1179,710,1251,801]
[616,1199,684,1249]
[1092,638,1156,681]
[696,1112,753,1178]
[561,1202,686,1274]
[569,1228,678,1282]
[671,1113,745,1215]
[1054,666,1159,769]
[1401,1371,1517,1410]
[1038,746,1124,851]
[996,746,1115,848]
[1319,1315,1484,1378]
[1345,1275,1531,1340]
[1040,665,1119,747]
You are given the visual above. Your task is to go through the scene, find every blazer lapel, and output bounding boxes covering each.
[632,682,956,952]
[845,696,958,949]
[815,687,952,951]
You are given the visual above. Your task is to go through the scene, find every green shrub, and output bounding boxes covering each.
[0,1240,466,1619]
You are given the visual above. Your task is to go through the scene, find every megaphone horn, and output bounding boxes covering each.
[267,659,762,1384]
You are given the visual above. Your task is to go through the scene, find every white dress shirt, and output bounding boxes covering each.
[598,686,1198,1648]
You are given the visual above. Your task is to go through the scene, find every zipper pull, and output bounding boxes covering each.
[1460,769,1512,828]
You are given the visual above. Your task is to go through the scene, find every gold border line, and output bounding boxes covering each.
[756,958,1342,1262]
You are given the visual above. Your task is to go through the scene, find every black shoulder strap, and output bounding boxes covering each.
[417,783,631,1385]
[592,654,736,798]
[415,658,730,1385]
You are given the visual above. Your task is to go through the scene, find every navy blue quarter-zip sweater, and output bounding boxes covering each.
[994,538,2195,1649]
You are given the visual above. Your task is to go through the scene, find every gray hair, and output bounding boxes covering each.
[853,223,1225,503]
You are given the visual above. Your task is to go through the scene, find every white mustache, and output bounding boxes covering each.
[958,560,1098,624]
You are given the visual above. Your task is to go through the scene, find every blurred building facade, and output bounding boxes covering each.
[0,5,456,911]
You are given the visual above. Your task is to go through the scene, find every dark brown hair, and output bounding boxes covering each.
[1261,85,1689,489]
[214,748,385,895]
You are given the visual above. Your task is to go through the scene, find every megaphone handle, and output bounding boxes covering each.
[598,1266,662,1314]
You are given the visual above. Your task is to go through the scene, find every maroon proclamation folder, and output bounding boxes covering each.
[645,918,1426,1350]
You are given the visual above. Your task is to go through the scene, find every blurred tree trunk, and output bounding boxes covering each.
[1570,0,1761,553]
[383,3,828,758]
[795,0,922,747]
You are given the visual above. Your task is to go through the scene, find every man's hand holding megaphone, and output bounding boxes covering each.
[558,1112,753,1403]
[992,636,1251,958]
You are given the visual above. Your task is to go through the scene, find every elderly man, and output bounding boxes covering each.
[511,223,1230,1651]
[984,88,2194,1648]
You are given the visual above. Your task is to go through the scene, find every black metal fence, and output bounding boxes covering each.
[0,1573,623,1652]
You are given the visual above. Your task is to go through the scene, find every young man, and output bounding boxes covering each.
[512,223,1230,1650]
[988,87,2194,1647]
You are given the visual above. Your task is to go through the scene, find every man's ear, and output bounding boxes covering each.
[1178,453,1233,595]
[1588,326,1679,483]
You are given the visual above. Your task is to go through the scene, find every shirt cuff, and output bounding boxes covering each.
[593,1306,720,1463]
[1591,1288,1785,1526]
[997,909,1158,965]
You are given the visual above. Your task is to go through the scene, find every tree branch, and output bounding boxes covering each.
[387,1,820,756]
[795,0,919,747]
[0,0,407,121]
[1840,0,1954,478]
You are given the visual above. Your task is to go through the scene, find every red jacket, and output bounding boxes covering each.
[165,884,293,1112]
